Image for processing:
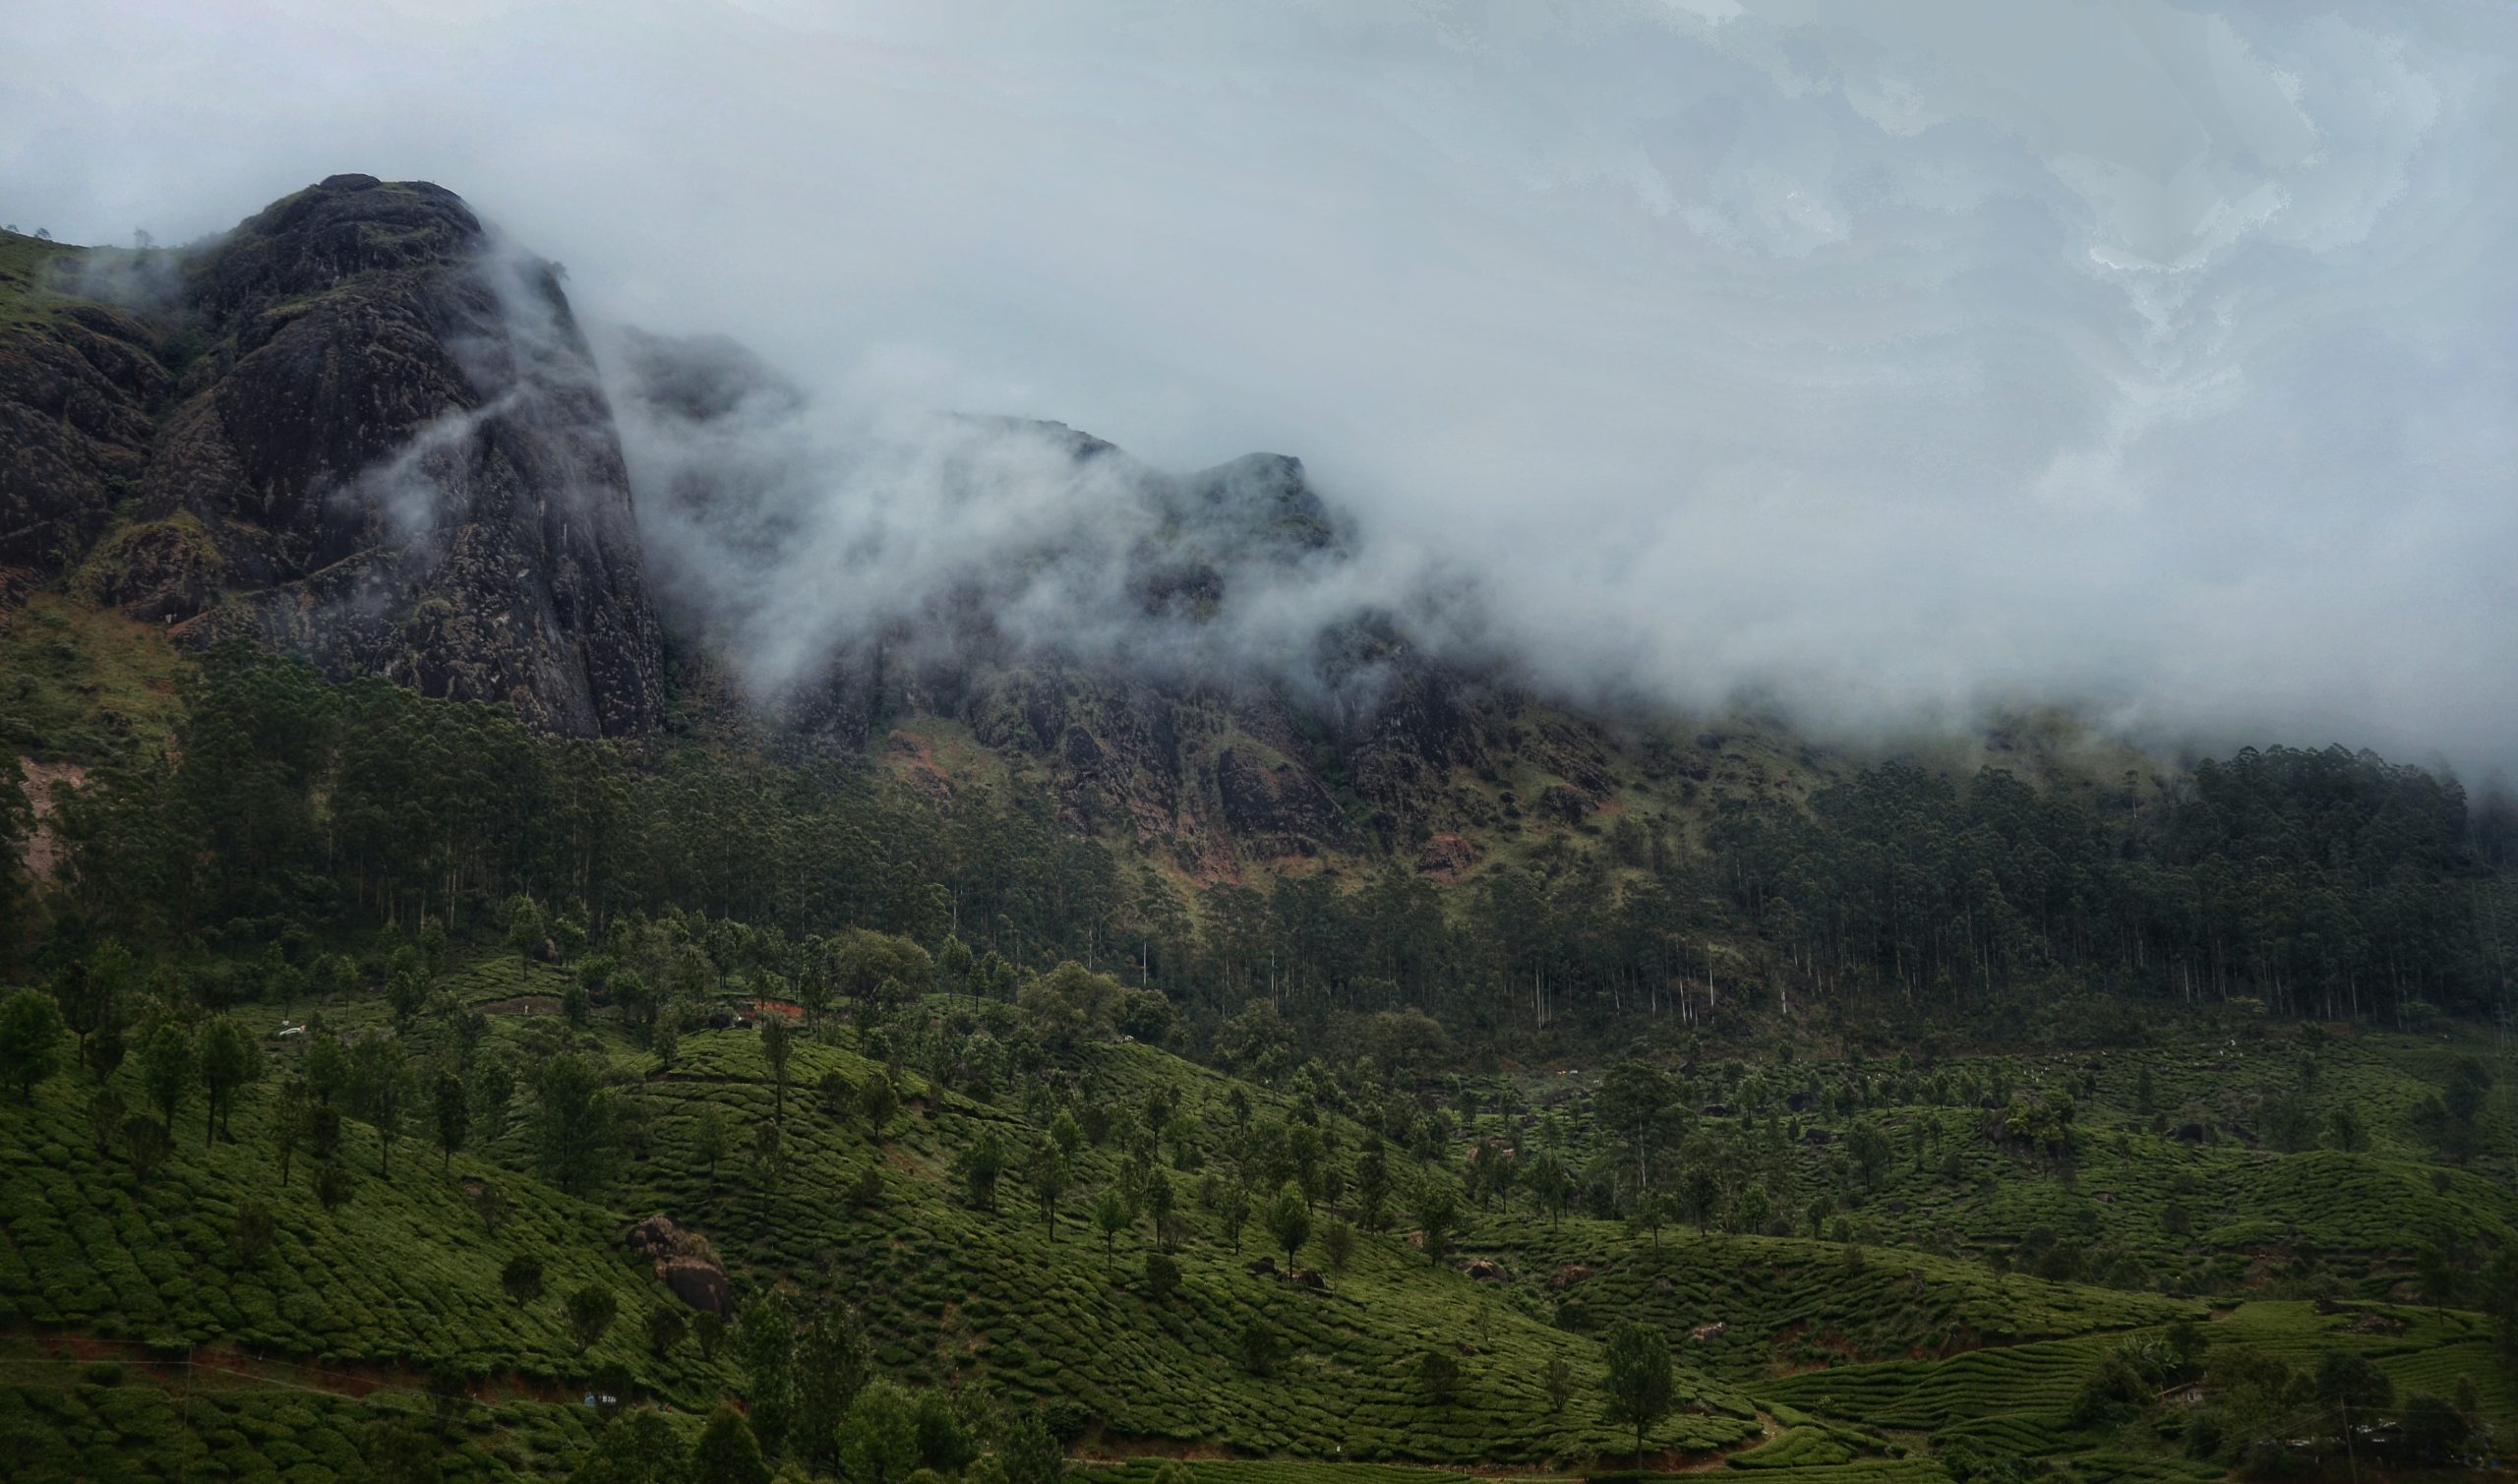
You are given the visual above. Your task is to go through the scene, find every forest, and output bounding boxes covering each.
[15,647,2511,1064]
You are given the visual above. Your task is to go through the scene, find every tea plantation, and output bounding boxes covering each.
[0,942,2513,1481]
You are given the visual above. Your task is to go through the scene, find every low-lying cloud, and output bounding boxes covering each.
[7,1,2516,774]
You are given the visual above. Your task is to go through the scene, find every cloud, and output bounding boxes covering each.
[5,0,2515,774]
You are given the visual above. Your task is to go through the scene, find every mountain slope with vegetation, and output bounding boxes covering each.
[1,177,2515,1483]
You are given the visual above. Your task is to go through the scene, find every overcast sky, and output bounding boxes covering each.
[6,1,2514,777]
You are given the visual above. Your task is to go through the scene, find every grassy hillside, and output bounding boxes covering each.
[2,939,2510,1480]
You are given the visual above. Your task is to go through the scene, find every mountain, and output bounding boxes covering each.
[4,177,2515,1484]
[0,175,661,739]
[607,323,1859,883]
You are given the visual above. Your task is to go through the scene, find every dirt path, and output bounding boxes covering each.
[10,1332,596,1409]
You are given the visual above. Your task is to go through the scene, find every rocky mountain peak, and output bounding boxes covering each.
[1,176,666,739]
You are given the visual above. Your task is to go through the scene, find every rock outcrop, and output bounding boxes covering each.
[3,176,664,737]
[623,1214,731,1314]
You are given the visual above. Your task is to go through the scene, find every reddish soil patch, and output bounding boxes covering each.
[16,759,86,882]
[1413,832,1481,883]
[31,1333,578,1406]
[884,731,956,805]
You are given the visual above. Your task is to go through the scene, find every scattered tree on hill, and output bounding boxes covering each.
[2309,1349,2394,1473]
[912,1388,980,1474]
[1094,1186,1134,1273]
[1419,1348,1462,1405]
[1413,1173,1460,1266]
[795,1299,869,1472]
[433,1071,469,1171]
[959,1130,1006,1213]
[692,1404,771,1484]
[2325,1103,2368,1152]
[2412,1057,2491,1163]
[500,892,546,970]
[355,1040,408,1176]
[501,1253,545,1306]
[0,987,66,1101]
[121,1111,171,1185]
[854,1072,897,1135]
[197,1016,261,1145]
[734,1292,797,1457]
[1353,1137,1391,1230]
[1321,1217,1355,1274]
[565,1283,619,1356]
[1599,1318,1676,1461]
[695,1105,731,1191]
[1238,1316,1283,1377]
[568,1407,689,1483]
[86,1085,124,1157]
[646,1305,686,1356]
[1026,1140,1071,1233]
[1599,1061,1676,1195]
[312,1158,352,1212]
[837,1380,919,1484]
[1263,1181,1311,1272]
[1144,1251,1180,1304]
[386,969,427,1029]
[139,1018,195,1139]
[761,1015,793,1122]
[52,942,132,1072]
[228,1201,275,1266]
[1543,1354,1575,1413]
[532,1051,616,1195]
[993,1407,1064,1484]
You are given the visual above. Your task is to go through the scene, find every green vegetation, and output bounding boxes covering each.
[0,228,81,329]
[1,646,2514,1481]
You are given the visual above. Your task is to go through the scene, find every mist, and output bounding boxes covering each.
[7,1,2516,775]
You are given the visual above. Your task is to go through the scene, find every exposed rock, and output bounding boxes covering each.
[1461,1258,1510,1283]
[0,296,166,574]
[1688,1321,1728,1342]
[1244,1256,1277,1276]
[1285,1268,1328,1291]
[1414,831,1482,880]
[624,1214,730,1314]
[660,1257,732,1316]
[1546,1264,1595,1289]
[1535,783,1594,825]
[23,177,664,738]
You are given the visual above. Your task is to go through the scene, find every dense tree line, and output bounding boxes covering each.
[1712,750,2505,1023]
[8,651,2509,1060]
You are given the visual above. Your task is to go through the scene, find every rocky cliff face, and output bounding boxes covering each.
[605,329,1660,874]
[0,175,663,737]
[1,176,1738,874]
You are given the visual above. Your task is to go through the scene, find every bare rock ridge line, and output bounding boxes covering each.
[1,173,663,738]
[2,173,1703,869]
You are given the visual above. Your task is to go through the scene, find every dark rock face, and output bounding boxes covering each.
[624,1213,732,1315]
[11,176,663,737]
[606,329,1642,870]
[0,301,166,579]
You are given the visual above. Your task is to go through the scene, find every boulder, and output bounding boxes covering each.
[623,1214,730,1314]
[660,1256,732,1316]
[1546,1264,1595,1289]
[1461,1258,1510,1283]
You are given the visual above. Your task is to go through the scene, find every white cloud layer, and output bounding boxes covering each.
[5,1,2514,774]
